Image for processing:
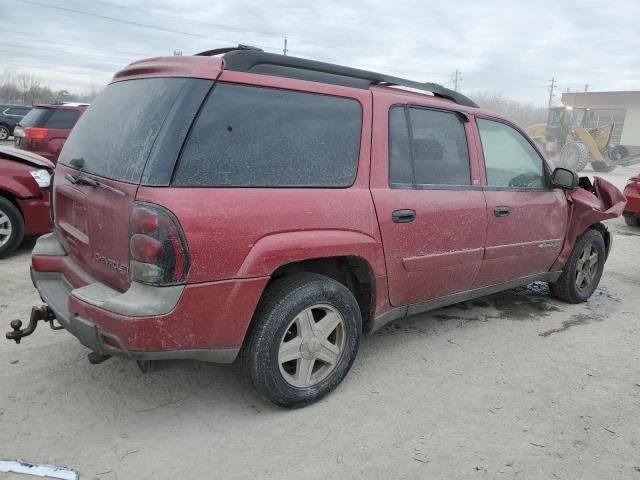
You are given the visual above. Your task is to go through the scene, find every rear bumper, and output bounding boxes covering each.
[31,233,268,363]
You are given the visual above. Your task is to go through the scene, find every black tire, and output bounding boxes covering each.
[551,229,605,303]
[0,124,10,141]
[0,197,25,258]
[560,142,589,171]
[624,216,640,227]
[242,272,361,408]
[591,161,616,173]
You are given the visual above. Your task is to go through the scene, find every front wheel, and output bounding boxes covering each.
[560,142,589,171]
[242,272,361,408]
[551,229,605,303]
[0,197,25,258]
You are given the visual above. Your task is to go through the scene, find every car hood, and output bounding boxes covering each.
[0,145,55,170]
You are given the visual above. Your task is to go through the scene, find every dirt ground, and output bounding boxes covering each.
[1,164,639,480]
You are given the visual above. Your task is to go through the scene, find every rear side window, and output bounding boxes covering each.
[5,107,29,116]
[60,78,189,183]
[477,118,546,188]
[18,108,51,127]
[45,109,79,129]
[173,83,362,187]
[389,106,471,186]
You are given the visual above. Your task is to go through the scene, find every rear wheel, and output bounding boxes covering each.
[242,272,361,408]
[560,142,589,171]
[551,229,605,303]
[0,197,25,258]
[624,216,640,227]
[591,161,616,173]
[0,124,10,141]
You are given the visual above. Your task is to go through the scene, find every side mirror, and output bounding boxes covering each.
[551,167,579,189]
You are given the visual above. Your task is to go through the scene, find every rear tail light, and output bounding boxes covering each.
[129,202,190,286]
[23,127,49,140]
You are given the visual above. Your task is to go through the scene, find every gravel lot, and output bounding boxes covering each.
[1,163,639,479]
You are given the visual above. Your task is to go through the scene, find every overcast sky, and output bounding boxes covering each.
[2,0,639,105]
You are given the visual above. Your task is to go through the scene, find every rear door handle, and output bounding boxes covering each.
[392,209,416,223]
[494,206,511,217]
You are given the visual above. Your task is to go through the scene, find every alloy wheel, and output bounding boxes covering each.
[575,244,599,293]
[0,209,12,247]
[0,127,9,141]
[278,304,346,388]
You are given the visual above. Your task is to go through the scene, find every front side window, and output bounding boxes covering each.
[173,83,362,187]
[477,118,546,188]
[388,106,471,186]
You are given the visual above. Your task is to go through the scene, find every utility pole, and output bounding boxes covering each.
[547,77,557,108]
[283,36,288,56]
[451,68,462,91]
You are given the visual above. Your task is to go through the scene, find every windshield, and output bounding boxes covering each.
[59,77,189,184]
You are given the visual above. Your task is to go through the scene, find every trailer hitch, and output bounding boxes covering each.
[6,305,59,344]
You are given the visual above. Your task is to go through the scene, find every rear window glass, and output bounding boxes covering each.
[19,108,51,127]
[45,109,79,129]
[173,83,362,187]
[59,78,188,183]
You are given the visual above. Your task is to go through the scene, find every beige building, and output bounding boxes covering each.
[562,90,640,154]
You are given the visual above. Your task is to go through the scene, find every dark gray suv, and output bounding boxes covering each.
[0,104,31,140]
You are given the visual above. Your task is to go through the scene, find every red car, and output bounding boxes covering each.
[0,146,53,257]
[623,173,640,226]
[7,47,626,407]
[13,103,88,164]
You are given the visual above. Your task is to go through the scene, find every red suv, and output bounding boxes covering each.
[7,47,625,407]
[13,103,88,163]
[0,146,53,257]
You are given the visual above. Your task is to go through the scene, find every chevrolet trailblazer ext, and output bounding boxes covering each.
[6,46,625,407]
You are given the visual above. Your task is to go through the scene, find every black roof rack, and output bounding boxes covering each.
[194,45,478,108]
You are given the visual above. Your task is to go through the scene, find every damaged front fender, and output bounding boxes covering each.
[551,176,626,271]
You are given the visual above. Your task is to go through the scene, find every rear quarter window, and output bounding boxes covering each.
[173,83,362,187]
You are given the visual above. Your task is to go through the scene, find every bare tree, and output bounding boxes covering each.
[16,72,41,105]
[469,91,548,128]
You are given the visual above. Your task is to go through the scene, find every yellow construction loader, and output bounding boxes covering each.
[527,106,616,172]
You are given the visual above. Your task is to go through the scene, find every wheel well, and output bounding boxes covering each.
[0,190,23,215]
[589,222,611,258]
[269,256,376,328]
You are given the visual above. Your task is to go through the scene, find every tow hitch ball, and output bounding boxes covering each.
[6,305,60,344]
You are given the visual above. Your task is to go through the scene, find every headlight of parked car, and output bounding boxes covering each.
[30,169,52,188]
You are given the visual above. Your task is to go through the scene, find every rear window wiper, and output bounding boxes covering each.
[65,172,126,197]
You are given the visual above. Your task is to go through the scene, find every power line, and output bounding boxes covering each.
[91,0,283,42]
[14,0,280,52]
[4,31,150,58]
